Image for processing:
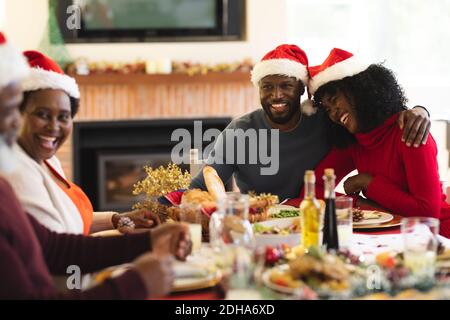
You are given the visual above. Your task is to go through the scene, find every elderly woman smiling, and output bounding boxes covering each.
[4,51,159,235]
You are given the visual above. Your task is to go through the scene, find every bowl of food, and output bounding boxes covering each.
[268,205,300,219]
[253,218,301,248]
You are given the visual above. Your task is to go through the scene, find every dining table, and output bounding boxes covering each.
[163,215,450,300]
[91,207,450,300]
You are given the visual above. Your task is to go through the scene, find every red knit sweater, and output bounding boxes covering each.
[0,177,151,299]
[286,113,450,238]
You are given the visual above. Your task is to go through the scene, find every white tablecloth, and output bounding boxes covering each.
[350,233,450,263]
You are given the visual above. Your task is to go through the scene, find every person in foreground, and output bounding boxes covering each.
[2,50,159,235]
[0,31,192,299]
[190,44,431,202]
[296,48,450,238]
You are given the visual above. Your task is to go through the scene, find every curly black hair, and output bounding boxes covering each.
[314,63,408,148]
[19,90,80,118]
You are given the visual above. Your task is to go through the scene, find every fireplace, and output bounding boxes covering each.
[73,118,232,211]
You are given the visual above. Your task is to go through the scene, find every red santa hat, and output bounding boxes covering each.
[0,32,30,89]
[308,48,370,95]
[251,44,309,87]
[251,44,316,115]
[22,50,80,99]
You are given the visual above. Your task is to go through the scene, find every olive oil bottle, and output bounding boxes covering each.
[299,170,322,250]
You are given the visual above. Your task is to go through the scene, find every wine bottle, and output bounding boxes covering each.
[299,170,321,251]
[322,168,339,252]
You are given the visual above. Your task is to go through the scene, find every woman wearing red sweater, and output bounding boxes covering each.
[290,48,450,238]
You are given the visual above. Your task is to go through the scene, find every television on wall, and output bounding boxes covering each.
[58,0,246,42]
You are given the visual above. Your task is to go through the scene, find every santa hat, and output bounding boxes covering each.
[22,50,80,99]
[0,32,30,89]
[251,44,309,87]
[308,48,370,95]
[251,44,316,115]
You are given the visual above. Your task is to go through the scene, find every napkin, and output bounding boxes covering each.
[173,262,210,279]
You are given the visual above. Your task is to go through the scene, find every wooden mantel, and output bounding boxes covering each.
[71,71,259,121]
[58,71,259,179]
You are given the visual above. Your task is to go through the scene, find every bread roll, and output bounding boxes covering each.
[203,166,226,201]
[181,189,216,209]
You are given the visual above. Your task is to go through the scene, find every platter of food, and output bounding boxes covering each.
[262,264,304,295]
[262,248,364,298]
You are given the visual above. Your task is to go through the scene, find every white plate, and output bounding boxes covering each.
[171,255,221,292]
[172,270,221,292]
[353,211,394,226]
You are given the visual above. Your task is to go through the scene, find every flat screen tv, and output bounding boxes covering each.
[58,0,245,42]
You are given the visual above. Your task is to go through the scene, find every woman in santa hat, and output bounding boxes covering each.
[3,50,160,235]
[303,48,450,238]
[0,31,192,300]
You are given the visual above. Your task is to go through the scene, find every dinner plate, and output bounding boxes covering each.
[353,211,394,226]
[172,270,222,292]
[171,253,222,292]
[353,213,402,229]
[90,230,122,237]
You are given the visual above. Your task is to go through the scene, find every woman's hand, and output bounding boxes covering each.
[398,106,431,147]
[343,173,373,195]
[151,223,192,261]
[113,209,161,231]
[355,196,386,210]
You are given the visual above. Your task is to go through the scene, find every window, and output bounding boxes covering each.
[287,0,450,120]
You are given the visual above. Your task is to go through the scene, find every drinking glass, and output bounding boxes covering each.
[335,196,353,249]
[218,192,255,248]
[179,203,203,253]
[401,217,440,282]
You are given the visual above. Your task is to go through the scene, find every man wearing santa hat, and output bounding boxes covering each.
[0,32,192,299]
[190,44,431,202]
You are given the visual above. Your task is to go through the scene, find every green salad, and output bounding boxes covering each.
[271,210,300,219]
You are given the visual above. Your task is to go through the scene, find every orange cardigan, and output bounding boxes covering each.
[44,160,94,235]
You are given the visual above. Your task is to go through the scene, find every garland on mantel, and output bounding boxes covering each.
[66,58,254,76]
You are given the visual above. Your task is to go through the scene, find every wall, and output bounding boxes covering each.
[3,0,288,63]
[0,0,5,29]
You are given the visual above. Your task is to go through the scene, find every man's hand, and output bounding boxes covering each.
[398,106,431,147]
[133,253,174,298]
[151,223,192,261]
[113,209,161,231]
[343,173,373,195]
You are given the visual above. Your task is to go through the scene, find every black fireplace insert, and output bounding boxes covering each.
[73,117,231,211]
